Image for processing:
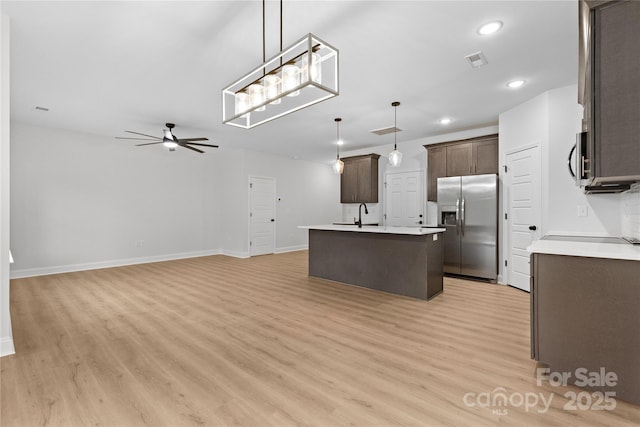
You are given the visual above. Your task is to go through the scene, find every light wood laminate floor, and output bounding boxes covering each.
[2,251,639,426]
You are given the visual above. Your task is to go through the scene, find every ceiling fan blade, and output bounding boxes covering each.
[135,142,165,146]
[183,142,219,148]
[116,137,160,141]
[177,137,209,142]
[180,144,204,154]
[125,130,162,140]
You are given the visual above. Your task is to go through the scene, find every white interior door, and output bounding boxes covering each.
[506,145,541,292]
[385,171,424,227]
[250,176,276,256]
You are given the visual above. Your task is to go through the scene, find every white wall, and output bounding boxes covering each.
[546,85,621,236]
[499,84,621,238]
[498,89,549,284]
[215,148,340,257]
[10,122,220,276]
[218,148,248,257]
[1,13,15,356]
[244,150,341,252]
[9,122,340,275]
[499,84,623,283]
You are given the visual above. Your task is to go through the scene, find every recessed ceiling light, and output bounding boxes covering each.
[439,118,452,125]
[478,21,503,35]
[507,80,525,89]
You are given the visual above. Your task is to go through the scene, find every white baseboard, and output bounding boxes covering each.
[219,249,250,259]
[9,245,309,279]
[9,249,223,279]
[223,246,307,258]
[1,336,15,357]
[275,245,308,254]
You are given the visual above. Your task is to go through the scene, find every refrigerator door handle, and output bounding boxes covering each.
[455,198,460,235]
[461,197,466,236]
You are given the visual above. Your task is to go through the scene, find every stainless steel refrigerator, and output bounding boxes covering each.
[437,174,497,281]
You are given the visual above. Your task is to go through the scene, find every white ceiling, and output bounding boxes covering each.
[2,0,578,163]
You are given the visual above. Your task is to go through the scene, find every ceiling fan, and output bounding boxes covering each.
[116,123,218,153]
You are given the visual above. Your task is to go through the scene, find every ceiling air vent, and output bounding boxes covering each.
[465,51,488,69]
[370,126,402,136]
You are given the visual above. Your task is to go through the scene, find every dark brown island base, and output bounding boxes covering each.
[299,225,445,300]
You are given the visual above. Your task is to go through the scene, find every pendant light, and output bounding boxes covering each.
[333,118,344,174]
[222,0,339,129]
[388,101,402,167]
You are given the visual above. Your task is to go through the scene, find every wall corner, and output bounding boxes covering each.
[1,13,15,357]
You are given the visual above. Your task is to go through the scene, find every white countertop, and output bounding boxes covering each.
[299,224,445,236]
[528,238,640,261]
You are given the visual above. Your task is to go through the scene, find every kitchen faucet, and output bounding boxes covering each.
[356,202,368,228]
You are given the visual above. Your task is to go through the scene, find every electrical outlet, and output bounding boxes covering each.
[577,205,588,217]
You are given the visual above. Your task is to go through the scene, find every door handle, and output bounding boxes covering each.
[270,219,275,222]
[568,143,577,179]
[455,199,460,236]
[529,225,537,231]
[417,220,423,225]
[461,198,465,236]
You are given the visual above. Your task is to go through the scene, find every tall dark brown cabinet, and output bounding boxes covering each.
[426,147,447,205]
[340,154,380,203]
[594,1,640,180]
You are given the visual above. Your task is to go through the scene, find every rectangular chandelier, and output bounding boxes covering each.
[222,33,339,129]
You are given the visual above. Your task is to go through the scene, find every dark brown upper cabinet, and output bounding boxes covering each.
[340,154,380,203]
[473,137,499,174]
[577,0,640,192]
[425,134,498,201]
[446,143,473,176]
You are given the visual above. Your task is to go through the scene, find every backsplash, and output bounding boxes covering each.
[342,203,381,224]
[621,183,640,239]
[426,202,438,226]
[341,202,437,226]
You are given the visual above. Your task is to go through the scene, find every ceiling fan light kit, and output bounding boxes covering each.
[116,123,218,154]
[222,33,339,129]
[162,129,178,149]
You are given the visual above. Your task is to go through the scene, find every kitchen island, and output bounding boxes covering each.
[299,225,445,300]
